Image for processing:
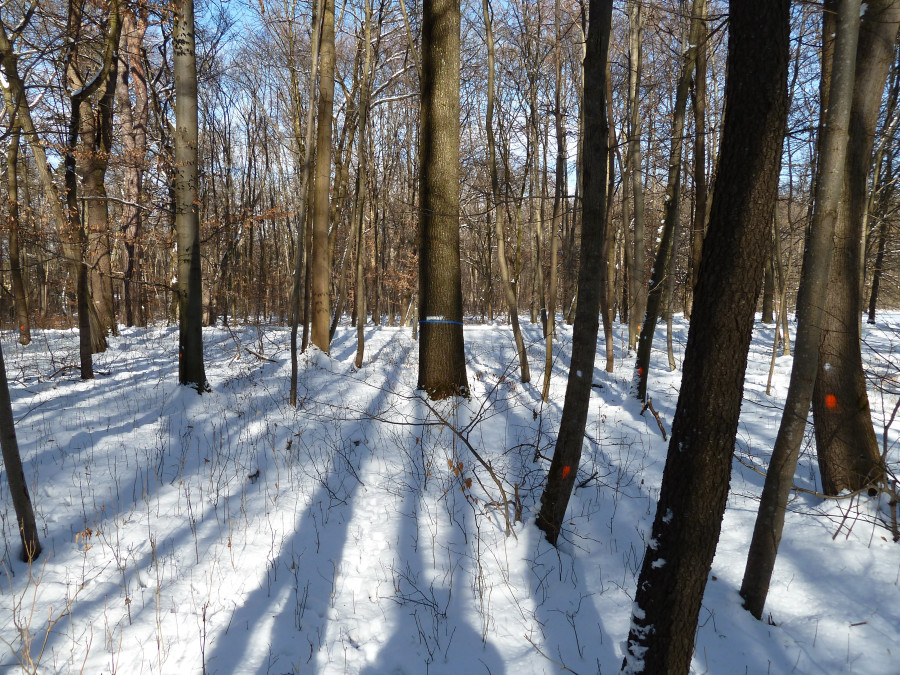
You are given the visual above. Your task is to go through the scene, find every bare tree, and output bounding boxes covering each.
[741,0,862,621]
[623,1,790,669]
[310,0,336,353]
[536,0,613,546]
[811,0,900,494]
[0,343,40,561]
[174,0,208,392]
[417,0,468,399]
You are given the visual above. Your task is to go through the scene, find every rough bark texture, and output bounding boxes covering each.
[740,0,861,621]
[535,0,612,547]
[174,0,208,392]
[417,0,468,399]
[812,0,899,494]
[0,343,41,561]
[623,1,790,671]
[310,0,336,354]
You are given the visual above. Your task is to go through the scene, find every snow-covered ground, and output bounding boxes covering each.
[1,314,898,674]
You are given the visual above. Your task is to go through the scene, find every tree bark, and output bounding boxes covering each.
[686,0,708,319]
[812,0,899,495]
[535,0,612,547]
[622,2,790,670]
[0,343,41,561]
[741,0,862,621]
[174,0,208,392]
[417,0,468,399]
[310,0,336,353]
[626,0,647,351]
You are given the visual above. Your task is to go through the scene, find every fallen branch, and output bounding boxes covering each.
[641,397,667,440]
[245,348,276,363]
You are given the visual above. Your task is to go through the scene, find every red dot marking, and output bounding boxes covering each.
[562,466,571,479]
[825,394,837,409]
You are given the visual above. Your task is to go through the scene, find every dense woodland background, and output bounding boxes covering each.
[2,0,900,672]
[1,0,897,338]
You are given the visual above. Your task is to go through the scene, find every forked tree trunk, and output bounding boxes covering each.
[812,0,899,494]
[741,0,862,620]
[623,2,790,670]
[536,0,612,546]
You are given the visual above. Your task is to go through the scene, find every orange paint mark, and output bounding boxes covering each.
[562,465,571,479]
[638,367,644,376]
[825,394,837,409]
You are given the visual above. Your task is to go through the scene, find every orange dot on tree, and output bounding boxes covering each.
[562,465,571,479]
[638,367,644,376]
[825,394,837,409]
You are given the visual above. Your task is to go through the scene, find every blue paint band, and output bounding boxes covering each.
[419,319,464,326]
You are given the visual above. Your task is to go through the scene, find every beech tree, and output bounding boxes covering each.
[310,0,336,354]
[622,0,790,670]
[174,0,208,392]
[417,0,468,399]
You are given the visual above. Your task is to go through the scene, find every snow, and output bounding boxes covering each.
[1,314,899,674]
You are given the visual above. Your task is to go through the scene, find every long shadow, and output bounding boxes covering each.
[360,457,506,674]
[203,452,364,674]
[204,336,414,674]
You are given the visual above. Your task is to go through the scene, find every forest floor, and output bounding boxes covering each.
[1,313,898,674]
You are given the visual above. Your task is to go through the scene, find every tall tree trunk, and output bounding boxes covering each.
[484,0,530,383]
[117,7,149,328]
[65,0,121,340]
[622,2,790,670]
[740,0,862,620]
[310,0,336,353]
[535,0,612,547]
[6,122,30,345]
[355,0,375,369]
[867,142,894,322]
[0,344,41,561]
[812,0,899,494]
[542,0,566,402]
[174,0,208,392]
[686,0,708,319]
[417,0,468,399]
[633,0,706,401]
[626,0,647,350]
